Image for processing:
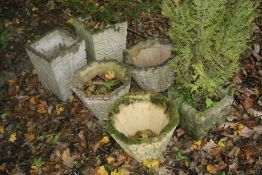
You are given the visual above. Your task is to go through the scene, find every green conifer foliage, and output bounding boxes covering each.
[162,0,256,98]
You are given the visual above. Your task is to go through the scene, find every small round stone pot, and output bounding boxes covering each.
[124,39,175,92]
[71,60,131,120]
[106,93,179,162]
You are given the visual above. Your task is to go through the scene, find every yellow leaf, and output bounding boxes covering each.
[185,159,190,167]
[62,148,70,162]
[15,18,20,24]
[195,140,202,146]
[118,168,129,175]
[0,126,4,134]
[106,156,115,164]
[69,96,74,103]
[97,166,109,175]
[238,123,245,130]
[56,106,64,115]
[9,132,17,143]
[32,69,37,75]
[110,170,120,175]
[4,21,12,28]
[31,165,39,170]
[29,96,37,105]
[37,101,48,114]
[105,71,115,80]
[207,164,218,174]
[67,18,75,25]
[218,141,225,148]
[143,159,160,169]
[100,136,110,144]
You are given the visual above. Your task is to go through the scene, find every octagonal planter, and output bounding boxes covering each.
[71,60,131,120]
[169,88,233,139]
[107,93,179,162]
[73,19,127,62]
[124,39,175,92]
[25,28,87,101]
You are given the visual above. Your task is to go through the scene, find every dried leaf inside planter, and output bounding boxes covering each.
[131,129,156,140]
[84,72,122,96]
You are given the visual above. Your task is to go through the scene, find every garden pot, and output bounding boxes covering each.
[169,88,233,139]
[73,19,127,62]
[124,39,175,92]
[71,60,131,120]
[107,93,179,162]
[25,28,87,101]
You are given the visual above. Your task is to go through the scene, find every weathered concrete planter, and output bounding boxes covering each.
[25,28,86,101]
[71,60,131,120]
[107,93,179,162]
[169,89,233,139]
[124,40,175,92]
[73,19,127,62]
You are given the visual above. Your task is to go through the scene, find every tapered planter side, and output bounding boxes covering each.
[71,60,131,120]
[124,40,175,92]
[107,93,179,162]
[169,89,233,139]
[25,28,87,101]
[73,20,127,62]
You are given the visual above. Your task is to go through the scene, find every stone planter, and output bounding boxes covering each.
[169,88,233,139]
[25,28,87,101]
[73,19,127,62]
[71,60,131,120]
[107,93,179,162]
[124,39,175,92]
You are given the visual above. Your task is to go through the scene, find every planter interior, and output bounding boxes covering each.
[107,93,179,162]
[72,61,128,97]
[125,40,172,68]
[113,100,169,138]
[29,29,77,61]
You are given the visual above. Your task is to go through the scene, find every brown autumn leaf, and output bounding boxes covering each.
[228,146,240,158]
[207,164,218,174]
[239,126,254,137]
[29,96,37,105]
[37,101,48,113]
[78,131,87,149]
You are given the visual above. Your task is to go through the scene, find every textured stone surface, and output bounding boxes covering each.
[124,40,175,92]
[25,29,87,101]
[111,127,176,162]
[74,20,127,62]
[170,89,233,139]
[71,60,131,120]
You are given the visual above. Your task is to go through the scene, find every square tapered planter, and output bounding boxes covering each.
[107,93,179,162]
[124,39,175,92]
[169,88,233,139]
[71,60,131,120]
[25,28,87,101]
[73,20,127,62]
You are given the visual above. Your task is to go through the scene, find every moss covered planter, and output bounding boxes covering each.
[107,93,179,162]
[71,60,131,120]
[73,19,127,62]
[25,28,86,101]
[124,40,175,92]
[169,89,233,139]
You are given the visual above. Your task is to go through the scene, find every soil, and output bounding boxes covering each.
[84,71,122,96]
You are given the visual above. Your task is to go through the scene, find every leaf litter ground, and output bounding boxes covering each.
[0,1,261,175]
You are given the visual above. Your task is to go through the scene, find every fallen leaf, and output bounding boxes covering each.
[253,126,262,134]
[78,131,87,149]
[106,156,115,164]
[105,71,115,80]
[62,148,70,162]
[55,105,64,115]
[37,101,48,113]
[217,141,225,148]
[111,170,120,175]
[176,128,186,137]
[228,146,240,158]
[203,140,217,153]
[93,166,108,175]
[195,140,202,146]
[9,132,17,143]
[0,126,4,135]
[143,159,160,169]
[25,132,35,142]
[239,126,254,137]
[69,96,74,103]
[207,164,218,174]
[93,136,110,151]
[29,96,37,105]
[67,18,75,25]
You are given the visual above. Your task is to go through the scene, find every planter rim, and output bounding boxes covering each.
[74,18,127,34]
[71,59,131,100]
[107,92,179,145]
[25,27,83,63]
[124,39,174,70]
